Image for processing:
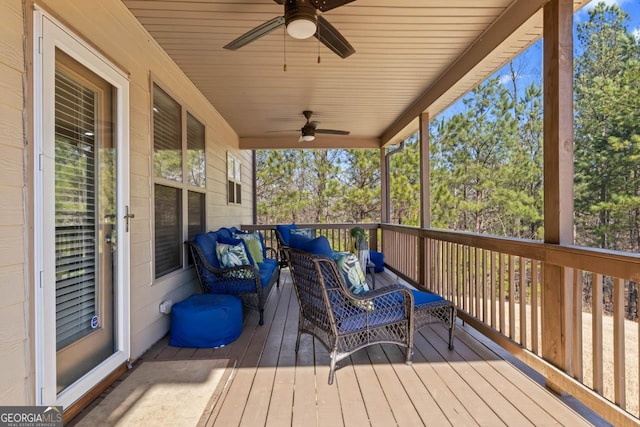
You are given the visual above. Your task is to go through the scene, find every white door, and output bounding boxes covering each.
[35,11,130,408]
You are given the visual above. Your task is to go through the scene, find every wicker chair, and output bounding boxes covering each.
[186,234,280,326]
[285,248,456,385]
[274,226,290,270]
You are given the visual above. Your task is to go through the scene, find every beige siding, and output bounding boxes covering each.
[0,0,255,405]
[0,0,27,405]
[35,0,254,361]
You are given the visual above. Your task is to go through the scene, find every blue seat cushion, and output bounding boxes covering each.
[214,227,234,240]
[170,294,243,348]
[336,289,443,333]
[276,223,297,245]
[261,257,278,269]
[258,260,277,288]
[300,235,333,257]
[412,290,446,307]
[289,233,313,249]
[194,233,220,268]
[337,306,404,333]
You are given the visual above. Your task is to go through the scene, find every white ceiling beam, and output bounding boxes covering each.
[240,136,381,150]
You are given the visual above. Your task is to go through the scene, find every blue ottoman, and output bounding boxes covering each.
[170,294,243,348]
[369,250,385,273]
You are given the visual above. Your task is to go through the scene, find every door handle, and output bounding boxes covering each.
[124,205,135,232]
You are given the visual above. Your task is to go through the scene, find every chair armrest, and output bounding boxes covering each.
[186,241,261,294]
[349,284,414,316]
[265,246,278,260]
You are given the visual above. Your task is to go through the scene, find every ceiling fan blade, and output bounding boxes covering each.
[315,16,355,58]
[316,129,350,135]
[312,0,356,12]
[273,0,285,4]
[224,16,285,50]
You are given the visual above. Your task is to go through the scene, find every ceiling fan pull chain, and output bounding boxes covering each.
[283,25,287,72]
[317,20,321,64]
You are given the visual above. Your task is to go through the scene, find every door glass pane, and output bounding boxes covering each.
[187,113,205,188]
[55,69,98,349]
[54,50,116,394]
[153,84,182,182]
[154,184,182,277]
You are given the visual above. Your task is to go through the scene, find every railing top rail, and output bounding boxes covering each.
[379,223,640,282]
[243,223,379,231]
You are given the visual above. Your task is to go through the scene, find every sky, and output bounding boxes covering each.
[433,0,640,124]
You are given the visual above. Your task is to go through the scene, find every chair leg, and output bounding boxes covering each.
[295,330,301,353]
[259,310,264,326]
[448,307,455,350]
[405,347,413,365]
[328,349,338,385]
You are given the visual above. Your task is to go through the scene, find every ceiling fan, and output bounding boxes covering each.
[297,110,350,142]
[224,0,356,59]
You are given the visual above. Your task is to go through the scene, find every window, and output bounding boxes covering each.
[153,83,206,278]
[227,152,242,204]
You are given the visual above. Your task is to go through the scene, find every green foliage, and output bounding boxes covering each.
[574,2,640,251]
[256,2,639,254]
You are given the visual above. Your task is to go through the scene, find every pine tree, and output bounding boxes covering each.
[574,3,640,251]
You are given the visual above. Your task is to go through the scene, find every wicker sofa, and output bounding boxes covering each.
[285,246,456,385]
[186,227,280,325]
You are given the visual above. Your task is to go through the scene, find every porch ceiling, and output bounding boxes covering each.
[124,0,588,149]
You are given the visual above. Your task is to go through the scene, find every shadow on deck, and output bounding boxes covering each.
[73,269,607,426]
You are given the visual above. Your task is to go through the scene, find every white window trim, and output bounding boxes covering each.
[33,9,131,407]
[151,80,207,282]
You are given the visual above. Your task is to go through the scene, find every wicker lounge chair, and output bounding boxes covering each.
[186,228,280,326]
[285,248,456,384]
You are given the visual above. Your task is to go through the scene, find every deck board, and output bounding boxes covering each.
[81,269,598,427]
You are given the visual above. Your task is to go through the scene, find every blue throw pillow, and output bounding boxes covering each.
[333,252,370,295]
[276,223,297,245]
[290,228,314,239]
[215,241,253,278]
[300,235,333,257]
[232,232,264,264]
[218,236,254,266]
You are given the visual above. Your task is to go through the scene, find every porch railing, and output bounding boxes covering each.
[242,223,379,253]
[381,223,640,425]
[243,222,640,424]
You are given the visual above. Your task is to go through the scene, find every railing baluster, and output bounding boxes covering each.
[532,260,539,355]
[461,245,467,313]
[491,250,497,329]
[593,272,604,394]
[613,277,626,408]
[520,256,527,347]
[499,253,506,334]
[475,247,481,318]
[573,269,583,381]
[480,249,489,323]
[509,255,515,340]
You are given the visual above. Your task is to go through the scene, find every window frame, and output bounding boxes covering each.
[227,152,242,205]
[151,79,207,280]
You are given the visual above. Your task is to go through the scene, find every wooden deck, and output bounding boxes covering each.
[80,270,602,426]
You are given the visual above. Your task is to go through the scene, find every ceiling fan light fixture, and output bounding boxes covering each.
[287,18,317,39]
[285,0,317,39]
[301,134,315,142]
